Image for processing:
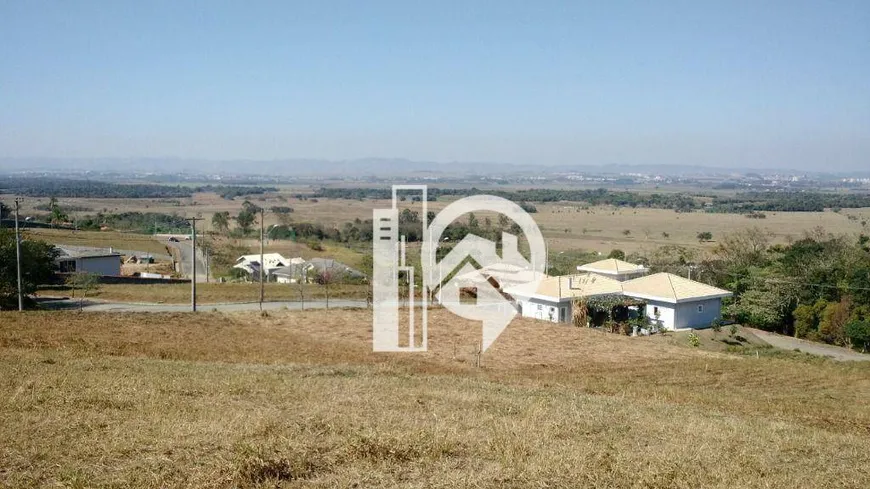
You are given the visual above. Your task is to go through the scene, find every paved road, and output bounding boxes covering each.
[163,237,209,283]
[747,327,870,362]
[39,297,370,312]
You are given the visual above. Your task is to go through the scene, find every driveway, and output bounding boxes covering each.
[746,327,870,362]
[162,237,209,282]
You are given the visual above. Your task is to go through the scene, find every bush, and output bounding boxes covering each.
[307,240,324,251]
[687,332,701,347]
[518,201,537,213]
[845,320,870,352]
[729,324,738,337]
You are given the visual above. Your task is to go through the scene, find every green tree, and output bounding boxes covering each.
[819,298,852,346]
[235,200,262,235]
[49,197,68,226]
[608,249,626,260]
[467,212,479,229]
[726,269,799,333]
[236,210,255,235]
[0,229,58,309]
[399,208,419,223]
[792,300,826,339]
[211,211,230,235]
[65,272,100,311]
[711,227,772,293]
[697,231,713,243]
[845,320,870,352]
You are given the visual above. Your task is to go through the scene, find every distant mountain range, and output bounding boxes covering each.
[0,157,866,179]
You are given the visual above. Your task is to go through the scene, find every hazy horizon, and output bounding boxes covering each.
[2,1,868,171]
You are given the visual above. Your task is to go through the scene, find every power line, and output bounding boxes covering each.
[14,198,23,311]
[185,217,203,312]
[259,208,265,309]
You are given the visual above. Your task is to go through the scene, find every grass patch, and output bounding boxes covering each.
[36,282,370,304]
[1,310,869,487]
[23,228,170,255]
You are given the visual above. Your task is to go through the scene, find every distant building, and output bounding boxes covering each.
[305,258,365,281]
[271,259,308,284]
[55,246,121,276]
[233,253,292,281]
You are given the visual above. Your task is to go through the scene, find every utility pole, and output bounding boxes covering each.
[187,217,203,312]
[259,208,265,309]
[14,198,23,311]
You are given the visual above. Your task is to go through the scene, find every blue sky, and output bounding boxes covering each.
[1,1,868,170]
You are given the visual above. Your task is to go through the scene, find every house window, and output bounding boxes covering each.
[697,304,704,313]
[652,306,659,316]
[537,304,542,311]
[59,260,76,273]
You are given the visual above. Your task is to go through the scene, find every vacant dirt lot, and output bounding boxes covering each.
[2,309,869,488]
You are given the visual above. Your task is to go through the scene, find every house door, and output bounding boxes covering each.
[559,307,567,323]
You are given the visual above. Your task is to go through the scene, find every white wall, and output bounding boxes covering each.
[644,300,676,330]
[515,297,570,324]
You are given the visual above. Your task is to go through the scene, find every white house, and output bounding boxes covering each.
[503,268,732,331]
[233,253,292,281]
[504,273,624,323]
[55,246,121,276]
[576,258,648,281]
[271,258,307,284]
[621,273,732,330]
[271,257,365,284]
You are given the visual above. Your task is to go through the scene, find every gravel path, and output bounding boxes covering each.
[746,327,870,361]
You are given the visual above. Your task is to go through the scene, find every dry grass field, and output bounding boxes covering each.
[10,191,869,257]
[36,282,370,304]
[2,309,869,488]
[22,228,172,256]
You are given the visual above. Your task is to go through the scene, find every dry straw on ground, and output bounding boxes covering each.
[1,309,869,488]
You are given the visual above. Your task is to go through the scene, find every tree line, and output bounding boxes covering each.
[310,187,699,211]
[0,177,276,200]
[620,227,870,351]
[311,186,870,214]
[707,191,870,213]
